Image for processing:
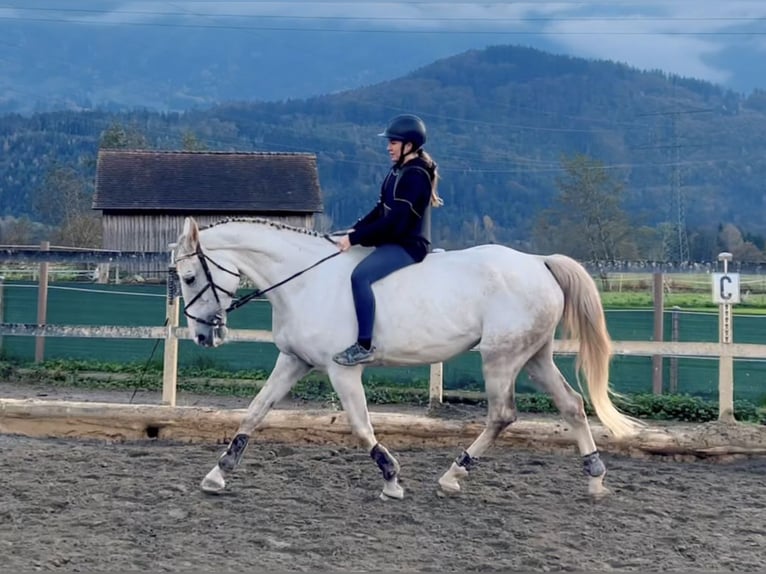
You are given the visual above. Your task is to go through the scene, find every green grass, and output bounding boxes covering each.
[600,291,766,313]
[597,271,766,312]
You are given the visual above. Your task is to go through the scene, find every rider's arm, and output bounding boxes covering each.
[352,170,394,230]
[353,200,384,230]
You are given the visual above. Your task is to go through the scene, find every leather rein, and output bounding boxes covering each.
[171,234,342,327]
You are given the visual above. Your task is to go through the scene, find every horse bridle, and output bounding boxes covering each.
[170,235,342,328]
[172,243,241,327]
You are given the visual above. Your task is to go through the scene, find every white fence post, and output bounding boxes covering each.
[162,259,180,406]
[713,252,738,423]
[429,362,443,409]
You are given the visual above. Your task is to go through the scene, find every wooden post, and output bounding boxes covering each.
[718,332,734,422]
[429,362,443,410]
[162,263,180,406]
[669,306,680,394]
[35,241,50,363]
[97,262,110,284]
[0,275,4,352]
[651,272,664,394]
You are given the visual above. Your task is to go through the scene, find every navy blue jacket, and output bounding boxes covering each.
[348,157,433,262]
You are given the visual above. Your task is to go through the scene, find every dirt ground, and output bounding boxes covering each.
[1,383,766,572]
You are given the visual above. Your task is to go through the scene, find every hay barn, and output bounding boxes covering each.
[92,149,324,279]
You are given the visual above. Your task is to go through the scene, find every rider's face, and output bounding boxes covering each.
[387,139,405,162]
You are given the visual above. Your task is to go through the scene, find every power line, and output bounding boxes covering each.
[11,0,766,6]
[360,103,647,134]
[2,14,766,35]
[8,113,754,179]
[116,0,766,3]
[5,6,766,24]
[6,97,753,175]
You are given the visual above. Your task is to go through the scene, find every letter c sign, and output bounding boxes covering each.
[712,273,740,304]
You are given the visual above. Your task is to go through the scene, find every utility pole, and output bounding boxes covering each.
[636,101,717,263]
[666,110,689,263]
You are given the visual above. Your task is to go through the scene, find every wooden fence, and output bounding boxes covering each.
[1,247,765,423]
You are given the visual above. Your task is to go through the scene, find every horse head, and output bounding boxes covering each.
[171,217,242,348]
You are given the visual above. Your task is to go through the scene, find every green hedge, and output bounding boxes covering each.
[3,358,764,425]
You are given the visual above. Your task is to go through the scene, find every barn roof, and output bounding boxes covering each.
[93,149,323,213]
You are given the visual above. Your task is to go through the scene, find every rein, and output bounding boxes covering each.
[173,234,342,326]
[227,245,341,312]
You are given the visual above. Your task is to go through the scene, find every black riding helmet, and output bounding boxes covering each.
[378,114,427,151]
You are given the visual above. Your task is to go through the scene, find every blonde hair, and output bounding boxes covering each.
[418,149,443,207]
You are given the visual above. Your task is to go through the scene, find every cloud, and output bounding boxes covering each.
[39,1,766,85]
[542,18,732,84]
[536,1,766,85]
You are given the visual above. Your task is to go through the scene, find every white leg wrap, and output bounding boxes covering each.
[200,465,226,493]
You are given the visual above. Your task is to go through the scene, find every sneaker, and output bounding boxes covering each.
[333,342,376,366]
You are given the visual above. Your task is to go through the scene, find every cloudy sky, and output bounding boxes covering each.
[5,1,766,92]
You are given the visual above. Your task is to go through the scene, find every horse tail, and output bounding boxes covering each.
[543,254,643,438]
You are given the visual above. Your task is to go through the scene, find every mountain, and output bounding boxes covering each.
[2,10,765,116]
[0,18,502,114]
[2,44,765,259]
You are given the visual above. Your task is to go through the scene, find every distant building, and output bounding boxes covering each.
[92,149,324,278]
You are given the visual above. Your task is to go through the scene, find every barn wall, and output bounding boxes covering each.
[101,213,315,279]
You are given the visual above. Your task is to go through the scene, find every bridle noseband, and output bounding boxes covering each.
[170,235,341,328]
[173,244,241,327]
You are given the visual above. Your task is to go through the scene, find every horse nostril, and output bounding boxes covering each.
[197,333,207,345]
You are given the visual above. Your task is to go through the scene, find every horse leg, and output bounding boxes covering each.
[524,342,608,497]
[328,366,404,501]
[200,352,312,493]
[438,350,522,495]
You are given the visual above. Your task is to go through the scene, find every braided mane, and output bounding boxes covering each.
[201,217,325,239]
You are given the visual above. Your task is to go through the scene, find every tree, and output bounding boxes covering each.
[533,153,636,263]
[0,216,45,245]
[687,227,721,262]
[56,214,102,248]
[32,165,102,248]
[99,122,149,149]
[719,223,765,263]
[182,130,208,151]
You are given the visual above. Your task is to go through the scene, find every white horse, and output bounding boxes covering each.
[171,216,642,499]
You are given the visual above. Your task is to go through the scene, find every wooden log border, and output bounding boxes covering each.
[1,399,764,461]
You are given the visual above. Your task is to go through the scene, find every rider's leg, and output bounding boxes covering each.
[334,244,416,366]
[352,244,416,349]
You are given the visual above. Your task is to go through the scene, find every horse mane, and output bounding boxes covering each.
[201,217,326,239]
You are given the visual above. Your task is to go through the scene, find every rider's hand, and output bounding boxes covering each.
[337,235,351,252]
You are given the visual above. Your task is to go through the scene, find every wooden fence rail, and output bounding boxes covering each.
[2,313,764,421]
[1,247,764,423]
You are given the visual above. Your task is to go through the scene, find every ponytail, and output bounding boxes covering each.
[418,149,443,207]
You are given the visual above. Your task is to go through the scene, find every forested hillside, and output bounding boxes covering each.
[2,45,765,261]
[0,19,501,115]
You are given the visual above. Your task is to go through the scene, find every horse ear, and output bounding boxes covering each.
[182,217,199,249]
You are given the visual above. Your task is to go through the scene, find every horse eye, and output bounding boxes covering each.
[183,276,196,286]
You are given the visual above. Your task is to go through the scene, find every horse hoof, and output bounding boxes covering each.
[380,479,404,500]
[200,466,226,494]
[588,475,610,498]
[438,462,467,495]
[437,477,462,495]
